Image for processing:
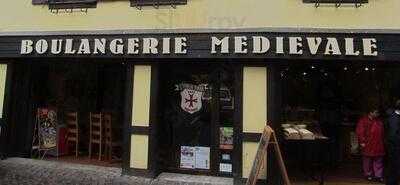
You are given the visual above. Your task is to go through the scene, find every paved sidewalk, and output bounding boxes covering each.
[0,158,233,185]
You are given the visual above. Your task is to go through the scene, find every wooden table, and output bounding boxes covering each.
[282,137,331,185]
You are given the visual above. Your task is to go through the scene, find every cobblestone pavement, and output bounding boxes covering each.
[0,158,234,185]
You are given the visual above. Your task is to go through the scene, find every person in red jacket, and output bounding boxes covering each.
[356,109,385,182]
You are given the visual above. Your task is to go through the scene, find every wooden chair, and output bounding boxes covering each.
[103,113,122,162]
[65,112,79,157]
[89,112,102,160]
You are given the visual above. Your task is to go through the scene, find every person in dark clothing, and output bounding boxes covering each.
[386,100,400,185]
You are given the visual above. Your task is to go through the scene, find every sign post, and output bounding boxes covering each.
[246,125,291,185]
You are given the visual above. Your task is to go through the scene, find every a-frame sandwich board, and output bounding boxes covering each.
[246,125,291,185]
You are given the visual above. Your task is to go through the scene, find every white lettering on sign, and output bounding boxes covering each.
[289,37,302,55]
[175,37,187,54]
[306,37,322,55]
[18,36,379,57]
[344,38,360,56]
[276,37,284,54]
[77,39,91,55]
[110,39,124,54]
[324,38,341,55]
[234,36,247,54]
[127,38,140,54]
[20,40,34,54]
[162,38,171,54]
[51,39,63,54]
[65,39,76,54]
[35,39,48,54]
[211,37,229,54]
[93,38,106,54]
[143,38,158,54]
[362,38,378,56]
[252,36,270,54]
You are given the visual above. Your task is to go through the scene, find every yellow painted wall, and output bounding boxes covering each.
[242,142,267,179]
[1,0,400,32]
[243,67,267,133]
[130,134,149,169]
[0,64,7,119]
[132,65,151,127]
[242,66,268,178]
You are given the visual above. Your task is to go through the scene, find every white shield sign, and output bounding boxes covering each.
[180,89,203,114]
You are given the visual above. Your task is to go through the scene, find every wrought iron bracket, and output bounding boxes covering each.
[311,0,366,8]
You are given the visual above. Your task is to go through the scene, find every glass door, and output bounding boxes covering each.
[215,66,235,176]
[157,64,236,176]
[159,65,213,174]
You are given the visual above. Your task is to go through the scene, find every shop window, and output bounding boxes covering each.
[303,0,367,7]
[131,0,187,9]
[280,63,400,184]
[23,62,125,168]
[32,0,98,13]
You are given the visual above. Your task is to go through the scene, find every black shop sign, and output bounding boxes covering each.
[0,31,397,60]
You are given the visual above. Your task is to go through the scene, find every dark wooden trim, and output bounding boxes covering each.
[210,66,220,175]
[147,63,159,178]
[266,64,285,185]
[267,64,284,137]
[131,126,149,135]
[233,64,243,183]
[122,64,134,174]
[242,132,262,142]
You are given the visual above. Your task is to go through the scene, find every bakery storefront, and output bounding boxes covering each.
[0,29,397,184]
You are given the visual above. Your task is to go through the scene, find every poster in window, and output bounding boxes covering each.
[180,146,195,169]
[222,153,231,161]
[220,127,234,149]
[195,146,210,170]
[37,108,57,149]
[219,163,233,173]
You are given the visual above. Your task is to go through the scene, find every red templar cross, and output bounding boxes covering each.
[185,93,198,107]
